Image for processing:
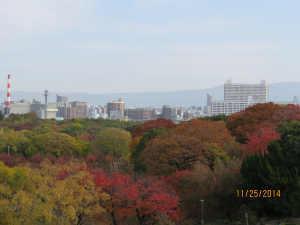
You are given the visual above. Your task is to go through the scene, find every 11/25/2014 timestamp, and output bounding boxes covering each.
[237,190,280,197]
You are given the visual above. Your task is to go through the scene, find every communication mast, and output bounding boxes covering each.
[44,90,49,119]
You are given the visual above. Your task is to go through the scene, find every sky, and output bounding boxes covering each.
[0,0,300,94]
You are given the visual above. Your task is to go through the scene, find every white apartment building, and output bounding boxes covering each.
[208,80,268,116]
[224,79,269,102]
[210,96,253,116]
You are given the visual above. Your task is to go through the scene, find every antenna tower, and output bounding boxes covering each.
[44,90,49,119]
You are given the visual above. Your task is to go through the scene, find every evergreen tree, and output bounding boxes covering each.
[241,140,300,219]
[0,110,4,121]
[132,127,168,173]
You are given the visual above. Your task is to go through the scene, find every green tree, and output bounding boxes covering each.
[76,140,92,157]
[20,116,25,124]
[131,127,168,173]
[240,141,300,219]
[31,133,82,157]
[60,123,88,137]
[277,121,300,172]
[20,130,36,139]
[198,114,229,122]
[93,128,131,164]
[0,110,4,121]
[33,125,51,135]
[0,130,32,156]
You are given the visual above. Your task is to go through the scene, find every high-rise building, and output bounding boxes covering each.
[70,101,87,118]
[107,98,125,118]
[176,108,183,117]
[56,95,68,103]
[207,94,212,106]
[224,79,269,102]
[162,105,172,120]
[209,80,269,116]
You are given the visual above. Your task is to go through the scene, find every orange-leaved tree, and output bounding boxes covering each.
[129,136,142,163]
[142,133,212,177]
[175,119,234,147]
[226,102,281,143]
[131,118,177,138]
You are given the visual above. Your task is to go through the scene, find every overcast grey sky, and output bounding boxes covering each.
[0,0,299,94]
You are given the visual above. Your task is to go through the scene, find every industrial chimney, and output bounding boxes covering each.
[5,74,11,116]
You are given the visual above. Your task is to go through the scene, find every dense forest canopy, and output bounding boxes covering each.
[1,104,300,224]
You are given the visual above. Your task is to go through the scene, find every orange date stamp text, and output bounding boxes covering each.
[237,190,280,197]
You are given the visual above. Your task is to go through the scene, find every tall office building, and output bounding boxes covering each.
[224,79,269,102]
[56,95,68,103]
[207,94,212,106]
[70,101,88,118]
[162,105,172,120]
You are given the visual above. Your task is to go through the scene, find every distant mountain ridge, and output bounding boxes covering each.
[0,82,299,108]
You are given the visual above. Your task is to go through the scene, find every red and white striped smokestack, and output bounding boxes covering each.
[7,74,10,107]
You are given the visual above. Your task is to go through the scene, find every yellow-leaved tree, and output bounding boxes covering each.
[93,128,131,166]
[0,130,31,156]
[0,161,106,224]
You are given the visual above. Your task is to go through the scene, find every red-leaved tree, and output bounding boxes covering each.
[90,170,180,225]
[239,126,280,156]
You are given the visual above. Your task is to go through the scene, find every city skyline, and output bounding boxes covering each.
[1,0,300,94]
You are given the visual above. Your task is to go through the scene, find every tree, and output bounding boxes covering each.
[0,161,105,224]
[93,128,131,165]
[131,118,177,139]
[20,130,36,139]
[0,110,4,121]
[226,102,281,143]
[129,136,142,163]
[20,116,25,124]
[76,140,92,157]
[198,114,229,122]
[269,104,300,124]
[212,157,242,220]
[33,124,51,135]
[133,176,180,225]
[0,130,33,156]
[222,141,243,159]
[76,134,95,142]
[179,163,218,220]
[238,120,300,219]
[90,170,180,225]
[90,170,136,225]
[86,126,104,135]
[60,123,88,137]
[176,119,234,147]
[239,126,280,156]
[28,112,38,121]
[31,133,82,157]
[131,127,169,173]
[142,133,212,177]
[277,121,300,172]
[240,141,300,219]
